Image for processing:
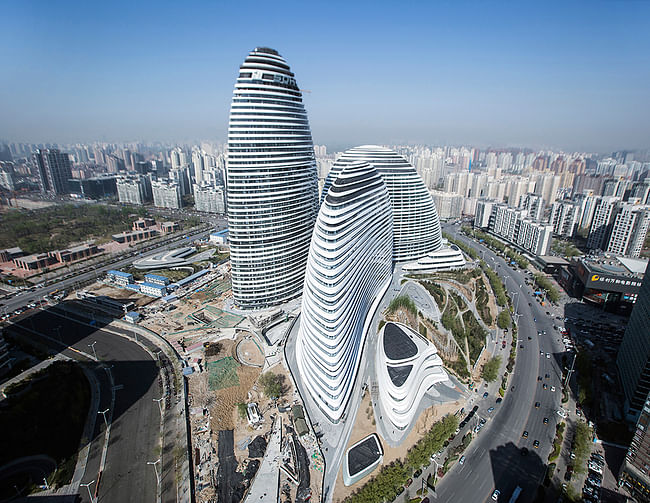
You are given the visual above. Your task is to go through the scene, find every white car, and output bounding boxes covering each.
[492,489,500,500]
[550,386,556,392]
[546,353,550,359]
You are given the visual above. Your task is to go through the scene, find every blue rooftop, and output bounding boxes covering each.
[108,270,133,278]
[125,311,140,320]
[141,282,167,290]
[144,273,169,283]
[211,229,229,237]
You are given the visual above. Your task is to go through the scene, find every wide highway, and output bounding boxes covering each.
[433,224,569,502]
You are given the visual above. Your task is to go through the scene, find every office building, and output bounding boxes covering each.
[296,161,393,422]
[620,390,650,501]
[151,180,182,209]
[617,264,650,421]
[34,148,72,195]
[226,47,319,309]
[322,146,442,262]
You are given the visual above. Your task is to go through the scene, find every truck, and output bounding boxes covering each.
[508,486,522,503]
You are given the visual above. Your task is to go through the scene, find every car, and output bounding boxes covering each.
[543,417,549,424]
[543,383,548,390]
[519,344,524,348]
[522,430,529,438]
[472,406,479,412]
[546,353,551,359]
[413,469,422,478]
[495,398,502,403]
[545,373,550,378]
[540,350,544,356]
[404,478,413,488]
[535,402,541,408]
[538,376,543,381]
[527,336,531,340]
[483,392,489,398]
[487,407,494,413]
[492,489,500,500]
[533,440,540,448]
[533,317,536,322]
[459,455,465,465]
[550,386,556,392]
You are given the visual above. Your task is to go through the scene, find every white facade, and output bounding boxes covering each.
[606,205,650,258]
[587,196,620,250]
[516,220,553,256]
[193,184,225,213]
[430,190,463,220]
[551,200,581,238]
[151,180,182,209]
[226,47,319,309]
[402,245,467,273]
[376,322,451,431]
[296,161,393,423]
[322,146,442,262]
[117,175,148,205]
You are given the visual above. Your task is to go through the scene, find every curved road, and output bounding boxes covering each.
[433,224,568,502]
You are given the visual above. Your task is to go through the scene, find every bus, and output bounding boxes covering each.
[508,486,522,503]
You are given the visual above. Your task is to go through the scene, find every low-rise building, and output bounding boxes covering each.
[112,228,158,244]
[107,270,133,286]
[209,229,229,245]
[13,253,53,271]
[140,282,167,297]
[132,217,155,230]
[144,273,169,286]
[0,247,24,263]
[48,243,100,263]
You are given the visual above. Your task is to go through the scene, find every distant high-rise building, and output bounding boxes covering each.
[226,47,319,309]
[193,184,225,213]
[34,149,72,194]
[587,196,620,251]
[617,264,650,422]
[520,193,544,222]
[606,205,650,258]
[151,180,182,209]
[116,175,151,205]
[550,200,581,238]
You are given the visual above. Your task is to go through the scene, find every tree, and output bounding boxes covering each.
[481,356,501,382]
[497,310,511,329]
[237,402,247,419]
[258,372,284,399]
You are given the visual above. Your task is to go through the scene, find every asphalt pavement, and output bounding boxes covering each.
[429,224,569,502]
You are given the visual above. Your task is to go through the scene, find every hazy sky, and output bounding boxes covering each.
[2,0,649,152]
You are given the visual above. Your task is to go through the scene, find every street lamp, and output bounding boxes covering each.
[98,408,109,428]
[88,341,98,360]
[153,397,164,416]
[147,459,161,486]
[80,480,96,503]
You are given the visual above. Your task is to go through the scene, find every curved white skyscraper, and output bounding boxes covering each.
[323,146,443,262]
[296,161,393,422]
[226,47,319,309]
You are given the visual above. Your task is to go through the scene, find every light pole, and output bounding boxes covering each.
[88,341,98,360]
[153,397,164,416]
[98,408,109,428]
[147,459,161,486]
[80,480,96,503]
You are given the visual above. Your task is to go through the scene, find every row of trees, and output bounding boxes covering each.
[460,226,530,269]
[533,273,561,303]
[387,295,418,317]
[344,415,459,503]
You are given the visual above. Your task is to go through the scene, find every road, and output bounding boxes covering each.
[431,224,569,502]
[0,226,214,315]
[6,306,179,503]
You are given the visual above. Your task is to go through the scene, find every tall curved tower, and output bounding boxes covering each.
[323,145,442,262]
[226,47,319,309]
[296,161,393,422]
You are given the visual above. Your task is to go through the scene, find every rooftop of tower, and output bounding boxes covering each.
[254,47,279,56]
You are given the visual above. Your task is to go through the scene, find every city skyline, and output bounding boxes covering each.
[2,1,649,151]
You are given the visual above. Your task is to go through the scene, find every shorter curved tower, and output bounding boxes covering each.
[296,161,393,422]
[322,145,443,262]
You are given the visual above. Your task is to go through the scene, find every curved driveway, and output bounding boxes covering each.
[433,224,568,502]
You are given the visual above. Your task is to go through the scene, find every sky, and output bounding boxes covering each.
[1,0,649,152]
